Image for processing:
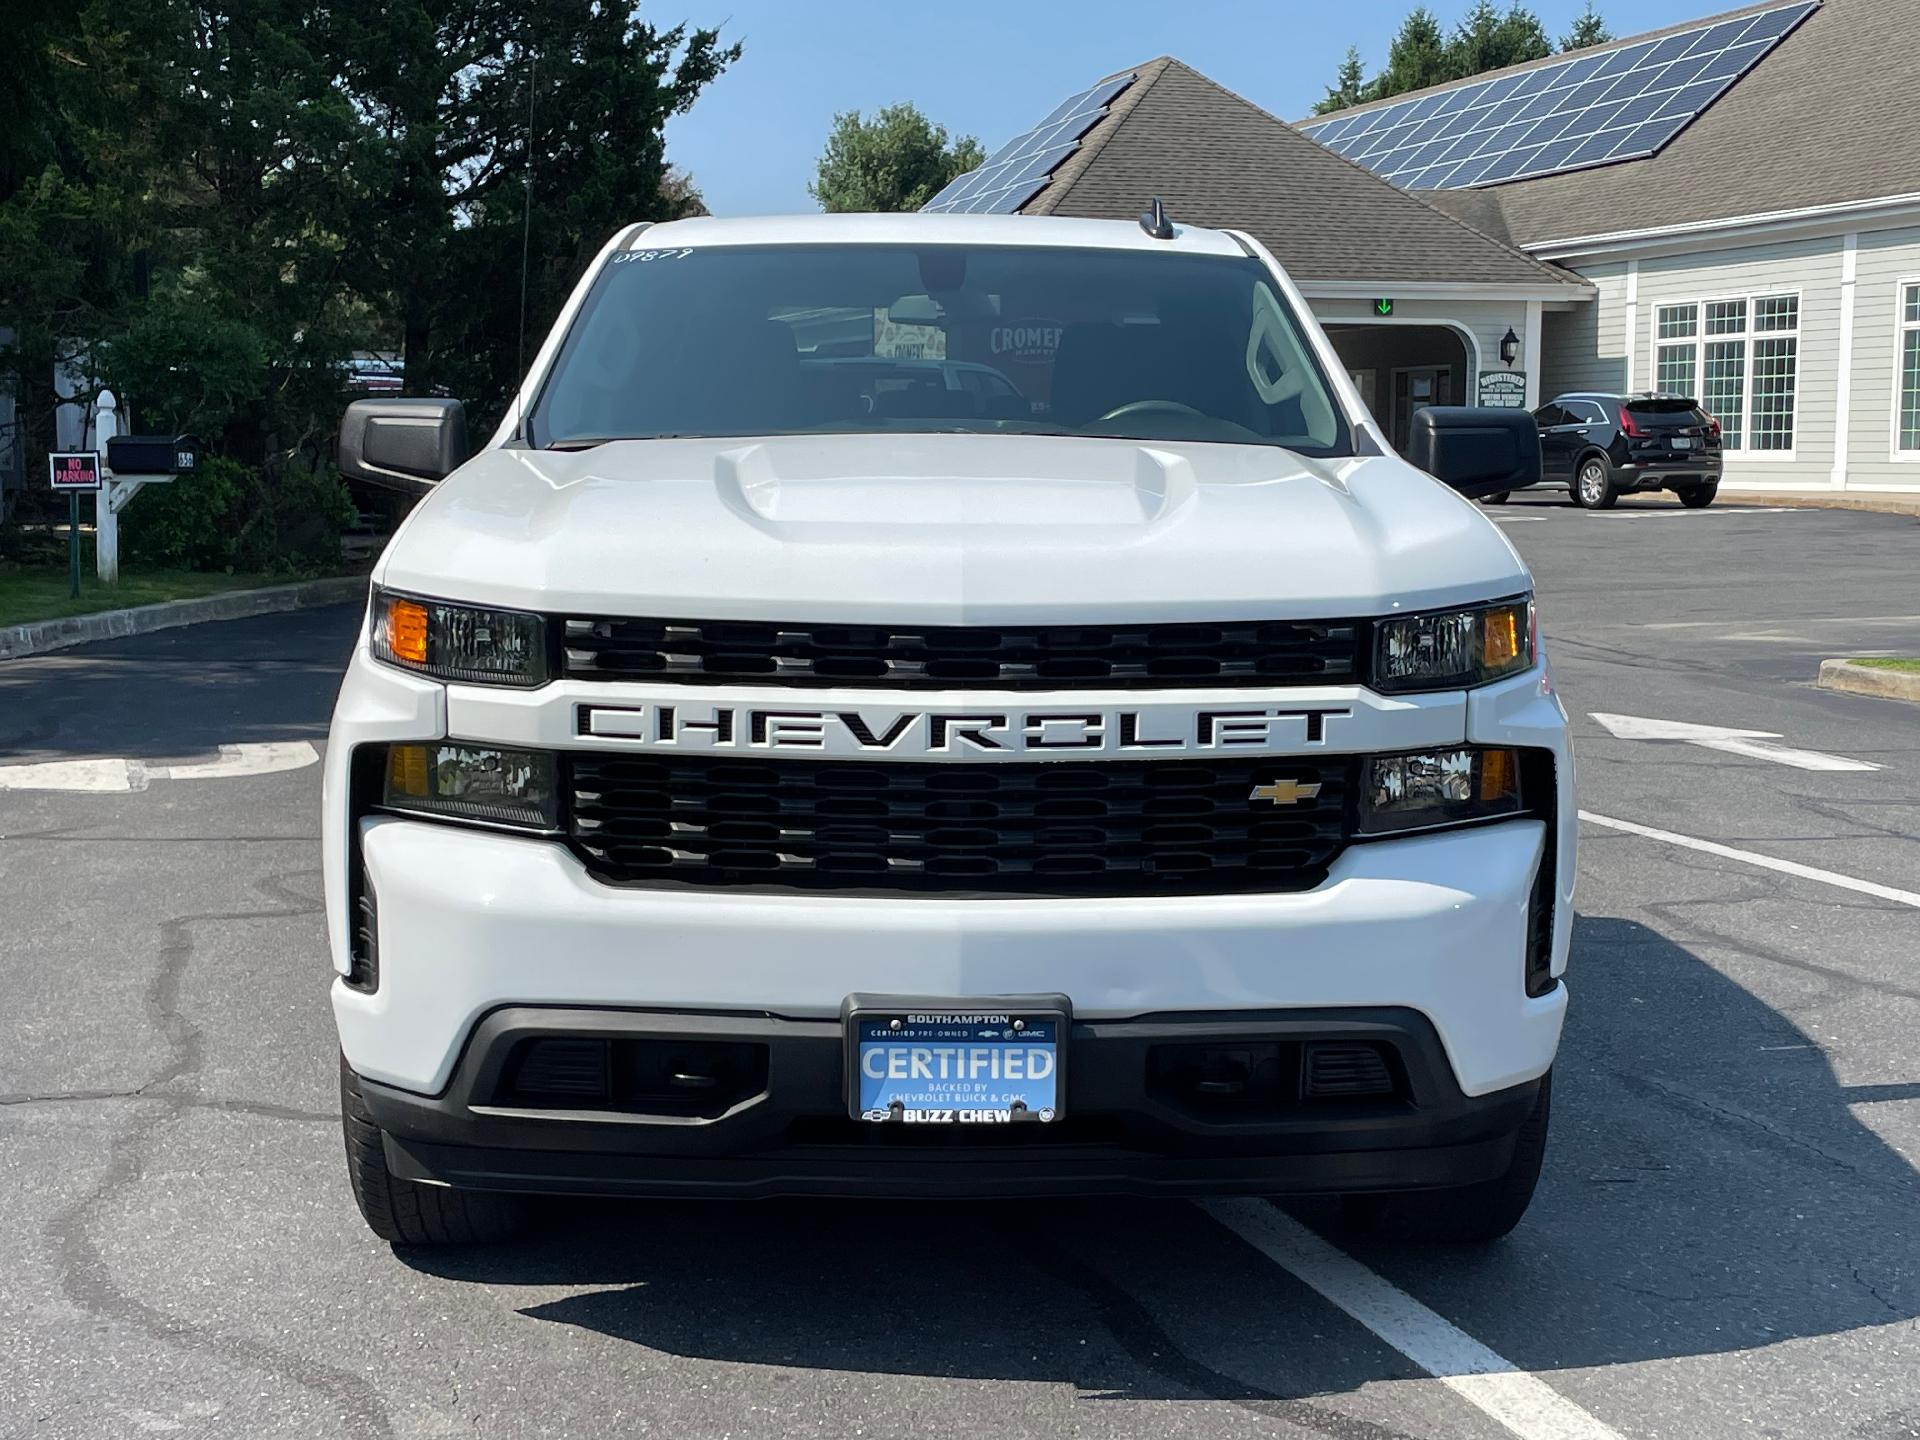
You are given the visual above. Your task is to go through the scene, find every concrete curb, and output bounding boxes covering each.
[1719,492,1920,517]
[1816,658,1920,704]
[0,574,368,661]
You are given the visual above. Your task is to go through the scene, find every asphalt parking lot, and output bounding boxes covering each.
[2,497,1917,1440]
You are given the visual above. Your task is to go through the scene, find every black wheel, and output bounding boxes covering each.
[1481,491,1511,506]
[1571,457,1617,509]
[1339,1071,1551,1244]
[1677,484,1718,509]
[340,1055,527,1245]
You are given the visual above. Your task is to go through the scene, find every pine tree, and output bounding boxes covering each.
[1313,47,1373,115]
[1560,4,1613,50]
[1447,1,1551,80]
[1377,8,1452,98]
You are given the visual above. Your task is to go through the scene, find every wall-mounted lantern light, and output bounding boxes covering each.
[1500,328,1521,367]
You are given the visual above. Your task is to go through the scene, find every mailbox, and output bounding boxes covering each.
[107,433,201,476]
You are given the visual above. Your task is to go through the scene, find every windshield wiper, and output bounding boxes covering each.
[545,434,715,450]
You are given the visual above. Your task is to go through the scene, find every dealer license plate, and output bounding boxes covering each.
[1671,436,1693,449]
[852,1007,1062,1124]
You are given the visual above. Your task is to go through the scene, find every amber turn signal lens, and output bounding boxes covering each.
[384,598,430,666]
[386,744,430,798]
[1482,606,1523,671]
[1477,747,1520,804]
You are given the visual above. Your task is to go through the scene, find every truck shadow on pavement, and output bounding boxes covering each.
[400,913,1920,1403]
[0,606,357,762]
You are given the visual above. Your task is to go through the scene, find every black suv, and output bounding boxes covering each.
[1493,392,1724,509]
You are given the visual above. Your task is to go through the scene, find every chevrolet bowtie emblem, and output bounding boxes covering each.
[1248,780,1323,806]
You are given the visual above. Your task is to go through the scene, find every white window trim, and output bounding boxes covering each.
[1890,276,1920,463]
[1649,288,1802,461]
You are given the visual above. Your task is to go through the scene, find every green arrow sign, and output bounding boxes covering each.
[1373,298,1394,318]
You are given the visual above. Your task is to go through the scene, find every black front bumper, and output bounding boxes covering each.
[358,1006,1542,1201]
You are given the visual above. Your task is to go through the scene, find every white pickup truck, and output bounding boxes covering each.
[326,211,1573,1245]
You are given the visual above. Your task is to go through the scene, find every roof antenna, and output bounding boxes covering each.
[515,40,537,439]
[1138,196,1175,240]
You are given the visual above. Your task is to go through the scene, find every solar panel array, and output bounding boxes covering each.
[1299,1,1816,190]
[922,73,1137,214]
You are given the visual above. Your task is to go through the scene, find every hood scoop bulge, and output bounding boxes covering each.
[714,438,1198,532]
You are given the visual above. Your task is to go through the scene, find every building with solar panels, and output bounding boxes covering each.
[928,0,1920,493]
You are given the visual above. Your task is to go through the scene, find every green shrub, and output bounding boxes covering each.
[242,460,361,573]
[123,457,357,574]
[121,457,248,570]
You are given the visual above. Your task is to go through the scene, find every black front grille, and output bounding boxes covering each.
[561,616,1361,689]
[568,754,1354,896]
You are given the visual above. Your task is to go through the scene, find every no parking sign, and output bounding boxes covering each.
[49,452,102,490]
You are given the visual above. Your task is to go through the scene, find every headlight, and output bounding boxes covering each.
[1373,597,1533,693]
[371,589,548,686]
[380,744,560,831]
[1359,747,1523,836]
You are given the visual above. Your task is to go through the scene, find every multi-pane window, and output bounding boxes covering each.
[1650,292,1800,453]
[1751,336,1798,451]
[1899,282,1920,453]
[1705,300,1747,335]
[1655,305,1697,395]
[1703,341,1746,449]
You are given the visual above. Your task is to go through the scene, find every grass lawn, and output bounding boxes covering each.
[1851,657,1920,672]
[0,564,281,628]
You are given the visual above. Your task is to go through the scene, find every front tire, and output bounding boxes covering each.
[1571,457,1617,509]
[340,1055,527,1245]
[1677,484,1718,509]
[1340,1071,1551,1244]
[1481,491,1511,506]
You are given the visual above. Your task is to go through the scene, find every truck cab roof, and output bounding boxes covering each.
[626,211,1252,257]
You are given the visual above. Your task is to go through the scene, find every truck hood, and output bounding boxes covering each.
[376,434,1529,623]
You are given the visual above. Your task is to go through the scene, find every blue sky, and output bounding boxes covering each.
[663,0,1701,216]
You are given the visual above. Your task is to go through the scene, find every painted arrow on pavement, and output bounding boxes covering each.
[1589,713,1880,772]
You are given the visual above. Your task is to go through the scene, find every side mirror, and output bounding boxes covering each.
[340,398,468,492]
[1404,406,1541,501]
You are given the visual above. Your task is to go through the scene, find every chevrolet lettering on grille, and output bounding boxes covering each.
[576,701,1353,758]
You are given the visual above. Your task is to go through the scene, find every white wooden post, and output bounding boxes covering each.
[95,390,121,584]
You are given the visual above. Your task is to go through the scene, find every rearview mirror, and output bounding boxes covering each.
[1404,406,1540,501]
[340,398,469,493]
[885,294,945,326]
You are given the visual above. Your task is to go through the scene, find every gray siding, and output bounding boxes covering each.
[1633,236,1844,487]
[1543,262,1629,397]
[1845,225,1920,487]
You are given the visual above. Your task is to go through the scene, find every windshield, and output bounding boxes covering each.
[531,243,1353,455]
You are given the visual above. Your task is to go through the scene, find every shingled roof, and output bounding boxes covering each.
[1403,0,1918,248]
[1020,58,1582,291]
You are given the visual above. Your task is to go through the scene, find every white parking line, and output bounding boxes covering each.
[1579,811,1920,908]
[149,741,318,781]
[1641,614,1920,629]
[0,757,136,793]
[1201,1200,1626,1440]
[0,742,318,793]
[1593,507,1808,519]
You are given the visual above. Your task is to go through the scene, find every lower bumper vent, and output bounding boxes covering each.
[499,1036,769,1119]
[1302,1042,1396,1098]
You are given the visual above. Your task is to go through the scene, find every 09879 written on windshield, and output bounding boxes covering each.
[533,243,1352,455]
